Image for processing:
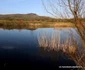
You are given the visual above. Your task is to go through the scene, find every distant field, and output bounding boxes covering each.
[0,19,75,27]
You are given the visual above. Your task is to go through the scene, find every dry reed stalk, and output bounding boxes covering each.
[38,30,77,53]
[37,29,85,68]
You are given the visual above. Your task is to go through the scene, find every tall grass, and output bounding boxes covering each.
[37,29,85,69]
[38,30,77,53]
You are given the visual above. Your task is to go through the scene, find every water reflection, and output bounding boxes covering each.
[2,46,15,49]
[0,27,84,69]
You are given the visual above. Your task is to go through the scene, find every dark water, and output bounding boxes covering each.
[0,28,83,69]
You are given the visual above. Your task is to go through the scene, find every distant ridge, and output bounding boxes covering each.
[0,13,74,22]
[0,13,52,20]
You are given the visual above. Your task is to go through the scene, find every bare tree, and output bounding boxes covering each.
[41,0,85,30]
[41,0,85,52]
[42,0,85,41]
[42,0,85,18]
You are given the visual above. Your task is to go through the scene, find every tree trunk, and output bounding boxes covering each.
[74,15,85,36]
[74,15,85,48]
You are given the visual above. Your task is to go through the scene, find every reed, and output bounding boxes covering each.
[38,30,77,53]
[37,29,85,69]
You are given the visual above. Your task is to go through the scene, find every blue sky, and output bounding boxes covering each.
[0,0,51,16]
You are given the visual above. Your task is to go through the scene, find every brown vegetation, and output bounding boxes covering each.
[37,30,85,69]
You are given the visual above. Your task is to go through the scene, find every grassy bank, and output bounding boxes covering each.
[0,20,75,27]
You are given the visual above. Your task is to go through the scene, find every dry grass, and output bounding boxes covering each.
[37,30,85,69]
[54,22,75,27]
[0,20,75,27]
[38,30,77,53]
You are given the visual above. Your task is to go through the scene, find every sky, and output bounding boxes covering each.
[0,0,51,16]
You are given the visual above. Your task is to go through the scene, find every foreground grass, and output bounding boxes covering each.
[37,30,85,69]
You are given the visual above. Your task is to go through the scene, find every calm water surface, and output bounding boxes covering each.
[0,27,84,69]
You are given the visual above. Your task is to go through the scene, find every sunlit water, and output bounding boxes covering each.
[0,27,84,69]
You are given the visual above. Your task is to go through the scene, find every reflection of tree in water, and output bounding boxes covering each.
[38,29,85,69]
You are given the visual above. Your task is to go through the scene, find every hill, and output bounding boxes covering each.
[0,13,52,21]
[0,13,76,23]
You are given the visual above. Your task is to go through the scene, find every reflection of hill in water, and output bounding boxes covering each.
[0,26,37,30]
[0,25,74,31]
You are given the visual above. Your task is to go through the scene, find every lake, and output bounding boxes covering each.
[0,27,84,69]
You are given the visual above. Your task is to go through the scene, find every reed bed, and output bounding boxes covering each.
[37,29,85,69]
[38,30,77,53]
